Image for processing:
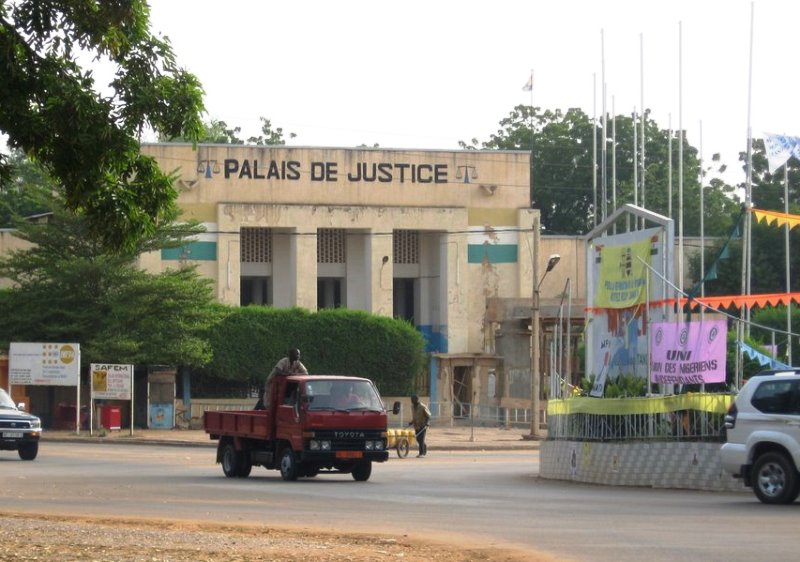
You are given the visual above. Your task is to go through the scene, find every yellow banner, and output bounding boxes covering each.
[752,208,800,230]
[595,237,651,308]
[547,393,734,416]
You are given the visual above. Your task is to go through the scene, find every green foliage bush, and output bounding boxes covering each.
[205,307,425,396]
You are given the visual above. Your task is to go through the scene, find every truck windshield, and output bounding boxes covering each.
[304,380,383,412]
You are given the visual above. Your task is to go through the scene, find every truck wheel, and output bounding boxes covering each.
[352,461,372,481]
[396,438,409,458]
[753,452,800,504]
[18,442,38,461]
[221,443,241,478]
[280,447,298,481]
[237,451,253,478]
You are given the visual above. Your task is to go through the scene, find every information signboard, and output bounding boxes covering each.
[90,363,133,400]
[9,342,81,386]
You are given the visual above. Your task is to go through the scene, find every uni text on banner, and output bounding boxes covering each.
[650,319,727,385]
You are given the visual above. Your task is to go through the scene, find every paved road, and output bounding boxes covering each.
[3,441,798,562]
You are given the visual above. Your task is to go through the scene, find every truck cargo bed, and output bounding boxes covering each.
[203,410,271,439]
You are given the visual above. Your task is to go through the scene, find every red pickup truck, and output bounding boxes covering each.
[204,374,400,481]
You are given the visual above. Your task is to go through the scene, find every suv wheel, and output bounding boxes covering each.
[752,452,800,504]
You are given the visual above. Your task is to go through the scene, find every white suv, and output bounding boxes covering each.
[721,370,800,504]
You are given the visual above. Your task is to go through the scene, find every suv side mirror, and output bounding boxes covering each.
[17,402,26,411]
[392,401,401,415]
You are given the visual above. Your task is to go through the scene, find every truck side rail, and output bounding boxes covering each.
[203,410,270,439]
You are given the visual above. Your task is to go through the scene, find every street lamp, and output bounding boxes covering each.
[530,246,561,439]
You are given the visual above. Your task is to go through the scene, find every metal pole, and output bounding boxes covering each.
[593,73,597,228]
[785,164,793,365]
[530,213,541,438]
[640,33,646,227]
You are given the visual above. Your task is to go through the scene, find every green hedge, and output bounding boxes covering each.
[205,307,425,396]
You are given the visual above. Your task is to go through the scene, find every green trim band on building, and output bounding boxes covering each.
[161,241,217,261]
[467,244,518,264]
[547,393,735,416]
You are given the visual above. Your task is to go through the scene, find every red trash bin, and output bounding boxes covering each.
[99,406,121,430]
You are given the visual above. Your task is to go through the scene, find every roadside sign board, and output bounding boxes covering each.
[91,364,133,400]
[9,342,80,386]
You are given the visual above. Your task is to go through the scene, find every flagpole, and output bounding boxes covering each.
[593,73,598,228]
[738,2,754,388]
[678,20,684,298]
[601,29,608,223]
[785,163,793,365]
[612,96,617,234]
[700,120,705,392]
[745,2,754,336]
[633,106,639,215]
[640,33,646,229]
[668,114,673,221]
[525,70,534,205]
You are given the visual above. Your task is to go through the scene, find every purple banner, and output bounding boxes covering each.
[650,320,727,385]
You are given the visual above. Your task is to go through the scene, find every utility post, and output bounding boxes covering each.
[530,212,541,438]
[530,211,560,439]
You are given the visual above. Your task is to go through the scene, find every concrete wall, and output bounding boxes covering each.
[540,439,745,492]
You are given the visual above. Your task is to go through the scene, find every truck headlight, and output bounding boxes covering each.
[30,418,41,430]
[309,439,332,451]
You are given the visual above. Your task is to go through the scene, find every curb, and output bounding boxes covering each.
[41,435,539,452]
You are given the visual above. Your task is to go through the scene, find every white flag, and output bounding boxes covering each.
[764,133,800,174]
[522,73,533,92]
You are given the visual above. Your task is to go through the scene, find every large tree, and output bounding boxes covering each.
[0,148,52,226]
[0,0,204,251]
[464,106,741,236]
[0,188,220,367]
[163,116,296,145]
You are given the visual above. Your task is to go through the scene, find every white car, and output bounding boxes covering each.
[720,370,800,504]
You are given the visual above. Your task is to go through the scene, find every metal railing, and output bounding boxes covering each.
[547,410,727,442]
[430,401,533,428]
[544,394,734,442]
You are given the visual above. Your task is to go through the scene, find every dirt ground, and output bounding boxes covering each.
[1,513,558,562]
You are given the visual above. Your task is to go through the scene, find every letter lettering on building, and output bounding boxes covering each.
[253,160,265,179]
[224,159,239,178]
[395,163,410,182]
[239,159,252,179]
[286,161,301,180]
[267,160,281,180]
[377,163,392,182]
[417,164,433,183]
[311,162,338,182]
[434,164,448,183]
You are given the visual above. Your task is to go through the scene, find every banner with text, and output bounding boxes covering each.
[650,320,727,385]
[90,363,133,400]
[9,342,80,386]
[595,237,652,309]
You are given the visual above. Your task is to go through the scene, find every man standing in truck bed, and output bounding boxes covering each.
[257,348,308,409]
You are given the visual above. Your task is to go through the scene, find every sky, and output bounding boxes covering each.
[140,0,798,187]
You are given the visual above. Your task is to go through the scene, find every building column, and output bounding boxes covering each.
[370,231,393,317]
[216,233,240,306]
[294,226,318,310]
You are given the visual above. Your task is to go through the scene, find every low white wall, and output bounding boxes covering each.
[540,440,746,493]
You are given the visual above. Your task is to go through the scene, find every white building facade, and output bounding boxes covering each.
[140,143,537,360]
